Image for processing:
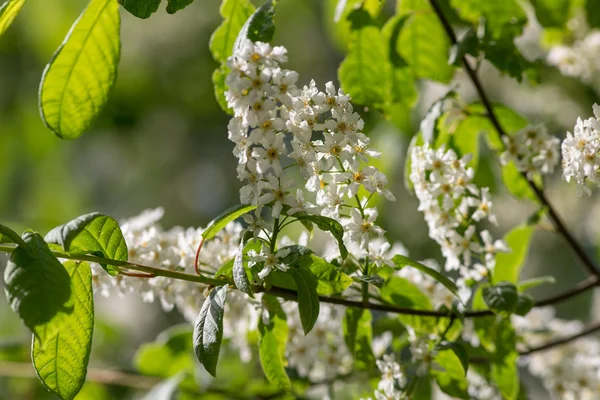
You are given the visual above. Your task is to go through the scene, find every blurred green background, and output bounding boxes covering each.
[1,0,599,398]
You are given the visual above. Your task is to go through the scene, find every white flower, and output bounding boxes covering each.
[257,175,294,218]
[253,246,292,279]
[343,208,385,249]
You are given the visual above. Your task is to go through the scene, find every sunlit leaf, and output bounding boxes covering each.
[202,204,257,241]
[258,295,291,390]
[0,223,25,246]
[210,0,254,63]
[531,0,570,28]
[493,225,534,284]
[0,0,25,37]
[343,308,374,370]
[39,0,121,139]
[135,325,194,377]
[392,255,459,298]
[32,261,94,400]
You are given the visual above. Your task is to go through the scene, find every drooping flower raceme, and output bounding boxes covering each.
[561,104,600,195]
[410,144,509,284]
[547,31,600,84]
[224,39,394,279]
[500,124,560,178]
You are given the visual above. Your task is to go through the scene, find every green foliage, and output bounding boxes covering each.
[587,0,600,28]
[202,204,257,241]
[4,232,72,338]
[514,293,534,316]
[397,0,455,83]
[45,213,128,276]
[531,0,570,28]
[338,8,388,108]
[518,276,556,292]
[307,255,353,295]
[39,0,121,139]
[210,0,255,63]
[233,241,253,296]
[0,223,25,246]
[449,29,479,66]
[135,325,194,377]
[432,346,469,398]
[343,308,375,370]
[0,0,25,36]
[165,0,195,14]
[294,214,348,259]
[234,0,276,51]
[502,161,537,201]
[493,225,534,284]
[380,275,435,332]
[392,254,459,298]
[32,261,94,400]
[482,282,519,314]
[289,268,320,334]
[193,285,228,377]
[450,0,526,39]
[258,295,291,390]
[117,0,161,18]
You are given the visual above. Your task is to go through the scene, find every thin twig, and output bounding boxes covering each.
[428,0,600,278]
[520,321,600,356]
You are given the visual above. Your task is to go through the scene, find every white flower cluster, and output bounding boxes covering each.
[547,31,600,84]
[561,104,600,195]
[514,307,600,400]
[284,302,352,381]
[409,144,509,283]
[500,124,560,178]
[224,40,393,272]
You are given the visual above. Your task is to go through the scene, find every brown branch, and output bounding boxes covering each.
[428,0,600,278]
[520,320,600,356]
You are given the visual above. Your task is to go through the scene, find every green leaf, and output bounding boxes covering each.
[293,214,348,259]
[396,0,455,83]
[210,0,255,65]
[482,282,519,314]
[0,0,25,37]
[117,0,161,19]
[4,232,72,338]
[502,161,537,202]
[135,325,194,377]
[466,103,528,151]
[450,0,526,39]
[234,0,276,51]
[493,225,534,284]
[514,294,534,316]
[338,9,388,108]
[39,0,121,139]
[518,276,556,292]
[587,0,600,28]
[212,65,232,115]
[166,0,195,14]
[306,255,353,295]
[233,241,253,296]
[391,255,459,298]
[531,0,570,28]
[202,204,257,241]
[193,285,228,377]
[380,275,435,332]
[0,223,26,246]
[492,351,519,400]
[289,268,320,335]
[449,28,479,66]
[45,213,128,276]
[386,14,410,68]
[421,91,455,143]
[433,347,469,398]
[32,261,94,400]
[258,295,291,390]
[354,274,384,288]
[436,341,468,375]
[342,308,374,370]
[451,115,481,169]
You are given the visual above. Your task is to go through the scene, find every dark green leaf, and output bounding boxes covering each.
[338,10,388,108]
[258,295,290,390]
[493,225,534,284]
[279,245,314,267]
[0,0,25,36]
[45,213,128,276]
[210,0,255,63]
[514,294,534,316]
[449,28,479,66]
[193,285,228,376]
[166,0,194,14]
[387,14,410,67]
[202,204,257,241]
[531,0,570,27]
[397,0,455,83]
[233,241,253,296]
[450,0,527,39]
[392,255,459,298]
[32,261,94,400]
[39,0,121,139]
[117,0,161,18]
[342,308,374,370]
[0,223,25,246]
[482,282,518,314]
[380,276,432,309]
[293,214,348,259]
[354,274,384,288]
[135,325,194,377]
[518,276,556,292]
[289,268,320,334]
[4,232,71,337]
[483,38,540,83]
[587,0,600,28]
[234,0,276,51]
